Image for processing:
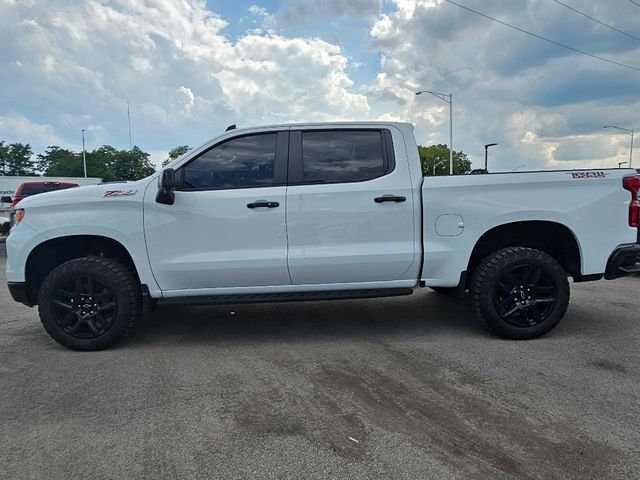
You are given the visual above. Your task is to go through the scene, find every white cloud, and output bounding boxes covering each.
[215,34,369,122]
[0,0,369,152]
[366,0,640,170]
[130,56,153,73]
[1,0,638,173]
[0,114,66,147]
[172,86,196,117]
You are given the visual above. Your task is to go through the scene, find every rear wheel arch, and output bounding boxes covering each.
[465,221,582,286]
[25,235,140,305]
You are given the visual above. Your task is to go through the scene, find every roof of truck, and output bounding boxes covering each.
[223,121,415,134]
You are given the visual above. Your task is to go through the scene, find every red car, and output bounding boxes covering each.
[9,181,79,208]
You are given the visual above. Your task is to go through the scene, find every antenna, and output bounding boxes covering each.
[127,100,132,148]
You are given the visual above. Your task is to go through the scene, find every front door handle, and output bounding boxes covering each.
[247,200,279,209]
[374,195,406,203]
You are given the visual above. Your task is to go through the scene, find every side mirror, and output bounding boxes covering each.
[0,196,12,204]
[156,168,176,205]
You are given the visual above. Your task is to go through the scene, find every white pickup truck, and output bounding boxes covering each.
[5,122,640,350]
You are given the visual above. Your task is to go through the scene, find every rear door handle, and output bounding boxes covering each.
[374,195,406,203]
[247,200,279,209]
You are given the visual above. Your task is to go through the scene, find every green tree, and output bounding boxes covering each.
[37,146,79,175]
[1,142,36,176]
[0,141,9,175]
[85,146,118,181]
[162,145,191,167]
[418,144,471,176]
[106,146,155,181]
[38,145,154,181]
[39,145,114,181]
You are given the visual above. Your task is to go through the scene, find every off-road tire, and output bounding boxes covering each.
[38,256,141,350]
[471,247,570,340]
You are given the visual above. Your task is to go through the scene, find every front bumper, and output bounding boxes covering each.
[605,244,640,279]
[7,282,32,306]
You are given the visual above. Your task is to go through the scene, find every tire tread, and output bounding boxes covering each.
[470,247,570,340]
[38,256,141,350]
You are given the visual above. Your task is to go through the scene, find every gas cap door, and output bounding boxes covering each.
[435,214,464,236]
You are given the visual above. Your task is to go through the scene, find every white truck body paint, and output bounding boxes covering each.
[421,171,636,286]
[5,180,162,297]
[5,122,638,301]
[285,124,420,285]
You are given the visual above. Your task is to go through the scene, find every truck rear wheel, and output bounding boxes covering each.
[470,247,569,340]
[38,257,141,350]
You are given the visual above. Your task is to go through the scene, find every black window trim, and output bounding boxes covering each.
[287,128,396,186]
[176,130,289,192]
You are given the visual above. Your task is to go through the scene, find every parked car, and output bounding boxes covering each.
[2,181,79,209]
[0,215,9,237]
[5,122,640,350]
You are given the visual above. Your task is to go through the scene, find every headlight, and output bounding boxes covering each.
[10,209,25,227]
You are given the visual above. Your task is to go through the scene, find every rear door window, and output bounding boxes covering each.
[299,130,392,184]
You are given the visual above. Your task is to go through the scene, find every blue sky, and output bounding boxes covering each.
[0,0,638,171]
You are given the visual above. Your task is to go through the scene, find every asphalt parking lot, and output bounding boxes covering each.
[1,244,639,480]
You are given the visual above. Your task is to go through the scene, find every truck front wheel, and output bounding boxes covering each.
[470,247,570,340]
[38,257,141,350]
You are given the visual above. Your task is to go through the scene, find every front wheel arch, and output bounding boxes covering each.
[25,235,139,305]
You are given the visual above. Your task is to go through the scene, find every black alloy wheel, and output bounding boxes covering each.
[38,256,141,350]
[51,275,118,339]
[493,264,557,328]
[471,247,570,339]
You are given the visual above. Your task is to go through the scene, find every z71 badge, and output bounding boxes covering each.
[103,189,138,197]
[569,171,608,179]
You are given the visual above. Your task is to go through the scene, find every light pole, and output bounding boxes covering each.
[604,125,634,167]
[81,129,87,178]
[433,158,447,176]
[416,90,453,175]
[618,161,628,168]
[484,143,498,172]
[127,100,132,149]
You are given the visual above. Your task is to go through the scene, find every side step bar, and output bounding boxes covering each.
[160,288,414,306]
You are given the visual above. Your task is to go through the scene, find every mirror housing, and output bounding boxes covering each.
[0,196,12,204]
[156,168,176,205]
